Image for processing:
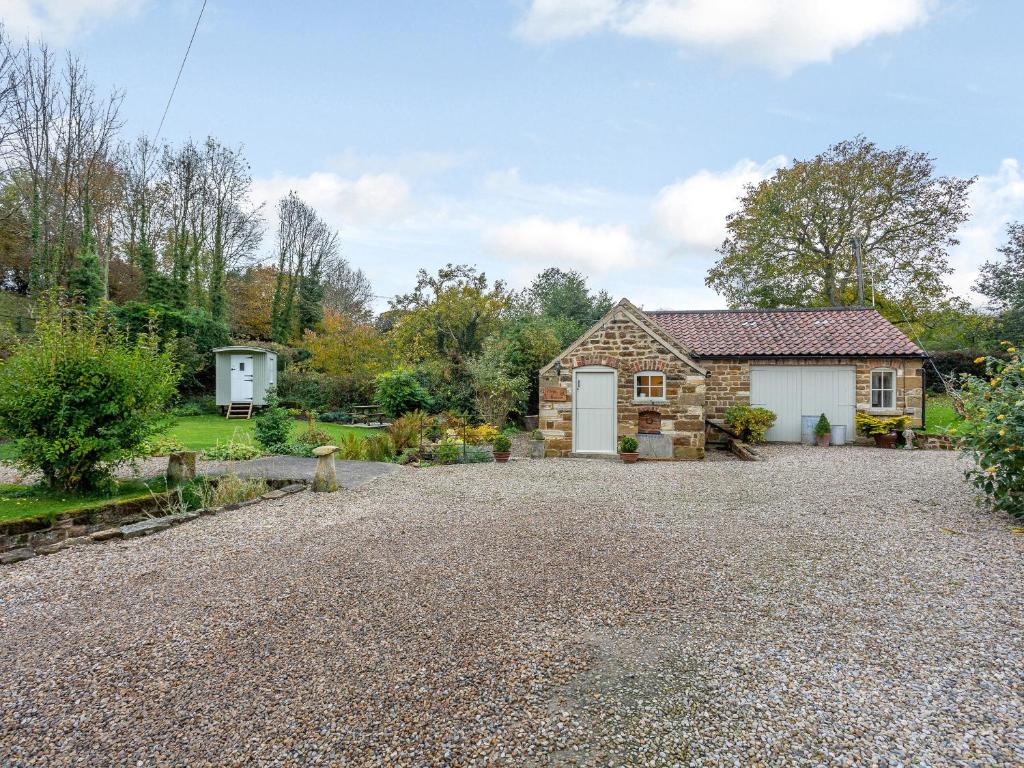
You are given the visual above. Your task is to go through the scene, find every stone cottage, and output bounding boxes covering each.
[538,299,926,458]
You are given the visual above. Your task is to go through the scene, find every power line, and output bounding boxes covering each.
[153,0,208,143]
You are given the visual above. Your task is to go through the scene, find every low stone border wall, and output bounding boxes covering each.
[916,433,959,451]
[0,482,307,565]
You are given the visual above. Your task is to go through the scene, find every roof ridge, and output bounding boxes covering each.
[645,307,878,315]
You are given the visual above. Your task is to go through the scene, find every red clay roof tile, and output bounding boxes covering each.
[646,308,925,357]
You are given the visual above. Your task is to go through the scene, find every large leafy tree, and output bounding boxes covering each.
[975,223,1024,312]
[524,267,613,344]
[706,136,973,320]
[388,264,511,367]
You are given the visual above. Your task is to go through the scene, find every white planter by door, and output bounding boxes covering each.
[230,354,255,401]
[573,366,617,453]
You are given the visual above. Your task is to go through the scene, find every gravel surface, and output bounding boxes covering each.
[1,446,1021,766]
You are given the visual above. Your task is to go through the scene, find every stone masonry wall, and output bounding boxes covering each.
[539,310,706,459]
[701,356,926,438]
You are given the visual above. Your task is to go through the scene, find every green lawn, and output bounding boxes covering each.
[925,393,961,434]
[0,478,169,525]
[164,415,374,451]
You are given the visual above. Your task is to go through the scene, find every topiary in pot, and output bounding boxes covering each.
[492,433,512,463]
[814,413,831,447]
[619,435,640,464]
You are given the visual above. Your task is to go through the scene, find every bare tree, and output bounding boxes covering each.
[321,254,374,321]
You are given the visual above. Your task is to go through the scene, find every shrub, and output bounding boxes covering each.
[364,433,395,462]
[112,301,228,395]
[142,434,187,456]
[337,432,366,460]
[172,397,216,417]
[253,388,293,451]
[619,435,639,453]
[855,411,910,437]
[374,368,432,417]
[294,427,333,447]
[433,439,460,465]
[954,344,1024,517]
[814,413,831,437]
[202,433,263,461]
[318,410,350,424]
[277,368,353,412]
[388,410,426,452]
[0,301,179,491]
[493,434,512,453]
[724,405,777,443]
[465,424,499,445]
[466,356,527,429]
[457,445,493,464]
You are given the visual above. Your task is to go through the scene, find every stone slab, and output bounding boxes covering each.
[90,528,123,542]
[120,519,172,539]
[1,548,35,564]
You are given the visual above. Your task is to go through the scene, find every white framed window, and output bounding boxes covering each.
[634,371,666,401]
[870,369,895,409]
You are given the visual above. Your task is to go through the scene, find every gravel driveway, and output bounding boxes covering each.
[1,446,1021,766]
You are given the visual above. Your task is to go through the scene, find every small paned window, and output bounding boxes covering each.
[239,362,245,372]
[871,369,895,409]
[634,372,665,400]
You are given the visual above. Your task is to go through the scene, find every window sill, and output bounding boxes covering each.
[633,398,668,405]
[866,407,901,415]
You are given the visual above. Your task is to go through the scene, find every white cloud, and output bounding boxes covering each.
[250,171,411,228]
[2,0,144,43]
[951,158,1024,300]
[651,156,785,249]
[484,215,642,271]
[517,0,932,73]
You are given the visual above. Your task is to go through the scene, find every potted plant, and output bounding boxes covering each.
[492,433,512,463]
[619,435,640,464]
[814,413,831,447]
[855,411,904,448]
[528,429,546,459]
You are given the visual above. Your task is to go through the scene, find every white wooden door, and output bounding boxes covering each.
[230,354,254,401]
[573,367,617,453]
[751,366,856,442]
[750,367,802,441]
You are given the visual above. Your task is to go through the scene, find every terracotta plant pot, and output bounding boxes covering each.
[873,432,898,449]
[619,452,640,464]
[815,433,831,447]
[493,451,511,463]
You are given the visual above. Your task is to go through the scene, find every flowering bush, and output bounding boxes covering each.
[954,343,1024,517]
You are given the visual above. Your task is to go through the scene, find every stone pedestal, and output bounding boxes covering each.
[312,445,339,492]
[166,451,198,485]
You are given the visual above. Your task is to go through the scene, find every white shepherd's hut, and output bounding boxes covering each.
[213,346,278,417]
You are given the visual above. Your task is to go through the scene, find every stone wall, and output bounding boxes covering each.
[539,311,706,459]
[700,356,926,437]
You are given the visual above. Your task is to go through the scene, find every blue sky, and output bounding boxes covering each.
[7,0,1024,309]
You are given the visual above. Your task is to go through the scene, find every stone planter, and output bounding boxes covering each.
[528,439,546,459]
[493,451,511,463]
[873,432,898,449]
[619,451,640,464]
[815,433,831,447]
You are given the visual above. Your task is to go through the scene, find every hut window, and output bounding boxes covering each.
[239,361,245,372]
[870,369,895,409]
[634,371,665,400]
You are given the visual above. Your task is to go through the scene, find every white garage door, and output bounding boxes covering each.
[750,366,856,442]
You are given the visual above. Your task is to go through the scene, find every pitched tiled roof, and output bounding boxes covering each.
[646,308,925,358]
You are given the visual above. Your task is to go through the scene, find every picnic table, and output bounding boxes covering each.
[349,405,387,425]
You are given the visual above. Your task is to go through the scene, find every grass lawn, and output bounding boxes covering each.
[164,415,375,451]
[925,393,961,434]
[0,478,169,525]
